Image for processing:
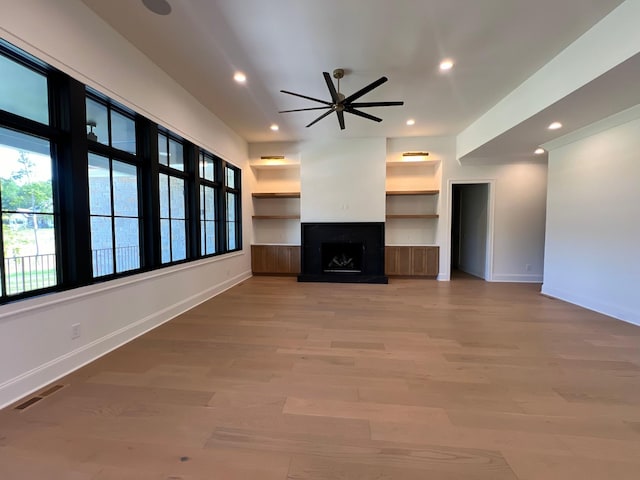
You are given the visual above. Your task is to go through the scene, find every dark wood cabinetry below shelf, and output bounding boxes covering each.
[385,246,439,277]
[251,245,300,275]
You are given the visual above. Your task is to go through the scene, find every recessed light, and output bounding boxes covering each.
[142,0,172,15]
[439,59,454,71]
[270,124,279,131]
[534,148,545,155]
[233,72,246,83]
[406,119,415,126]
[548,121,562,130]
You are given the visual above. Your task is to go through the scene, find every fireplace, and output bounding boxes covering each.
[322,242,363,273]
[298,222,387,284]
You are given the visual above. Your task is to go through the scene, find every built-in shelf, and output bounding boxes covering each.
[386,190,439,196]
[252,192,300,198]
[252,215,301,220]
[386,214,439,219]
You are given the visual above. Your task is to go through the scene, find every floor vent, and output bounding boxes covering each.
[40,384,65,397]
[14,384,67,411]
[14,396,43,410]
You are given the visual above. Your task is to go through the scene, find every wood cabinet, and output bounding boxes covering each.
[251,245,300,275]
[385,246,439,277]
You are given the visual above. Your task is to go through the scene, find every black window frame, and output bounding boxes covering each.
[0,39,243,305]
[85,91,144,281]
[0,41,64,302]
[197,149,222,257]
[157,129,190,265]
[223,163,242,252]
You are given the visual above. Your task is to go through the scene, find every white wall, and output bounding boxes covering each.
[0,0,251,408]
[300,138,386,222]
[458,184,488,278]
[438,137,548,282]
[542,108,640,325]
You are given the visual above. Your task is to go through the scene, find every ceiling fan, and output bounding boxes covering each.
[279,69,404,130]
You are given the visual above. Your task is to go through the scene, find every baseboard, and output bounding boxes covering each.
[0,270,251,410]
[541,284,640,327]
[491,273,543,283]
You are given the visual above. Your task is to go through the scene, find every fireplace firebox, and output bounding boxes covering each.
[298,222,387,284]
[322,242,363,273]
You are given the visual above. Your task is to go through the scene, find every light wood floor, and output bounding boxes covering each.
[2,276,640,479]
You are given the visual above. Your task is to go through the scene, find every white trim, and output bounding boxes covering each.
[543,103,640,151]
[0,270,251,409]
[491,274,543,283]
[445,179,496,282]
[0,251,244,321]
[541,284,640,327]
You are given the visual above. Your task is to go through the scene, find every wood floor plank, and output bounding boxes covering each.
[1,275,639,478]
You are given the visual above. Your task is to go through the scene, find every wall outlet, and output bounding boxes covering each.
[525,264,532,272]
[71,323,81,339]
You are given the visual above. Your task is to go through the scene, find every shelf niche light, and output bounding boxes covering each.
[260,155,286,166]
[402,152,429,162]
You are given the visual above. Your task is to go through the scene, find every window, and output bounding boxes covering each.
[0,127,56,295]
[88,153,140,277]
[158,132,187,263]
[224,164,241,251]
[0,40,244,304]
[86,96,136,155]
[199,151,218,256]
[0,53,49,125]
[86,93,141,278]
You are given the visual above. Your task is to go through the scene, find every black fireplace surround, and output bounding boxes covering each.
[298,222,388,284]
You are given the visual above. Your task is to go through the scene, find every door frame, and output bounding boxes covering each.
[445,179,495,281]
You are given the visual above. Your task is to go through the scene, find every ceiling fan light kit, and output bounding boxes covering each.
[279,68,404,130]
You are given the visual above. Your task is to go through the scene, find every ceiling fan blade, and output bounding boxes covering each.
[279,106,331,113]
[306,108,335,128]
[280,90,332,106]
[345,107,383,123]
[349,101,404,108]
[323,72,340,104]
[337,110,345,130]
[342,76,388,104]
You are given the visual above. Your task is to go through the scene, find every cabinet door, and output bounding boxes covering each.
[251,245,269,273]
[386,246,412,275]
[410,246,439,277]
[411,246,429,276]
[385,247,399,275]
[425,246,439,277]
[288,246,301,274]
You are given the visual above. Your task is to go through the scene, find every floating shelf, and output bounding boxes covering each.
[252,215,301,220]
[386,214,439,219]
[252,192,300,198]
[386,190,439,196]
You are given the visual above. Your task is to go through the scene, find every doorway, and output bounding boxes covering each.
[450,183,490,280]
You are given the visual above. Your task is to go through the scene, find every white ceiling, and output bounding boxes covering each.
[80,0,626,148]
